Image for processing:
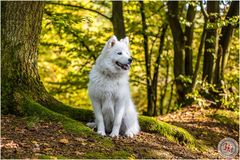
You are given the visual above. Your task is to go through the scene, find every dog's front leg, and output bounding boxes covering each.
[92,99,106,136]
[110,101,125,137]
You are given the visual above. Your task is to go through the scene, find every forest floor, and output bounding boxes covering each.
[1,105,239,159]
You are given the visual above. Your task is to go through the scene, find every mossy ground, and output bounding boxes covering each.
[139,116,199,149]
[207,110,239,130]
[23,97,198,147]
[23,98,114,148]
[2,99,238,159]
[2,114,207,159]
[158,105,239,158]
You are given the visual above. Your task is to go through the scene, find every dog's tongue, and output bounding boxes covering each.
[122,64,130,70]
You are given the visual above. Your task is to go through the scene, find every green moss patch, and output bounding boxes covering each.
[139,116,198,148]
[40,97,94,122]
[208,112,239,130]
[23,98,91,135]
[110,150,132,159]
[23,116,40,129]
[83,151,108,159]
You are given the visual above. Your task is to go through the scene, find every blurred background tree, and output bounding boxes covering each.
[38,0,239,116]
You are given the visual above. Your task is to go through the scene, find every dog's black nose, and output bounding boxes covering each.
[128,58,132,64]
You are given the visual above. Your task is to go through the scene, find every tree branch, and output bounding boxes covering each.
[200,0,209,20]
[46,2,111,21]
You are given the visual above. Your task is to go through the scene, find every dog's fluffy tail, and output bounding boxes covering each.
[86,122,96,129]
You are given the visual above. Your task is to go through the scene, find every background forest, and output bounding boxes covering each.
[39,0,239,114]
[1,0,239,159]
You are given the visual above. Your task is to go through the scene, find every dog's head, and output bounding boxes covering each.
[98,35,132,74]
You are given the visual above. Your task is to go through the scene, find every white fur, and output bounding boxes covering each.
[87,35,140,137]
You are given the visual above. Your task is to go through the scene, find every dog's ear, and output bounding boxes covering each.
[120,37,129,46]
[107,35,118,48]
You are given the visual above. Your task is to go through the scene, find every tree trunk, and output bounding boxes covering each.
[214,1,239,84]
[192,21,208,90]
[139,1,154,116]
[202,1,219,83]
[1,2,91,121]
[152,24,168,116]
[185,3,196,76]
[166,82,174,114]
[1,1,45,114]
[112,1,126,39]
[159,53,170,115]
[167,1,185,104]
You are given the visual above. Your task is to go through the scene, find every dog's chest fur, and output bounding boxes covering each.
[89,68,129,100]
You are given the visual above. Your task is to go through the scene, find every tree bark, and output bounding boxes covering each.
[159,53,170,115]
[192,21,208,91]
[202,1,219,83]
[214,1,239,84]
[112,1,126,39]
[139,1,155,116]
[192,1,208,91]
[185,3,196,76]
[1,1,45,114]
[1,1,91,121]
[167,1,185,104]
[152,24,168,116]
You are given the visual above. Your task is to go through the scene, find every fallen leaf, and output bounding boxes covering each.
[44,147,52,151]
[74,151,84,156]
[74,137,85,142]
[43,142,49,146]
[4,140,19,149]
[81,142,87,146]
[59,138,69,144]
[33,146,40,153]
[31,140,38,144]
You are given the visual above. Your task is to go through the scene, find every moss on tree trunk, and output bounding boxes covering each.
[1,2,92,120]
[1,1,45,114]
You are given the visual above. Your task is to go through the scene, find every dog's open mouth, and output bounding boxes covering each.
[116,61,130,70]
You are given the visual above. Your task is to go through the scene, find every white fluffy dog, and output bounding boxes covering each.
[87,35,140,137]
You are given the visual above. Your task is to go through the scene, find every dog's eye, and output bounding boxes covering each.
[117,52,122,55]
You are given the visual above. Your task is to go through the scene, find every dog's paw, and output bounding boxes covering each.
[125,132,134,138]
[109,132,119,138]
[97,130,106,136]
[125,130,137,138]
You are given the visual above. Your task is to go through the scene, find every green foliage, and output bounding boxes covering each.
[38,1,239,114]
[187,81,239,111]
[39,2,112,109]
[39,1,176,114]
[176,75,192,88]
